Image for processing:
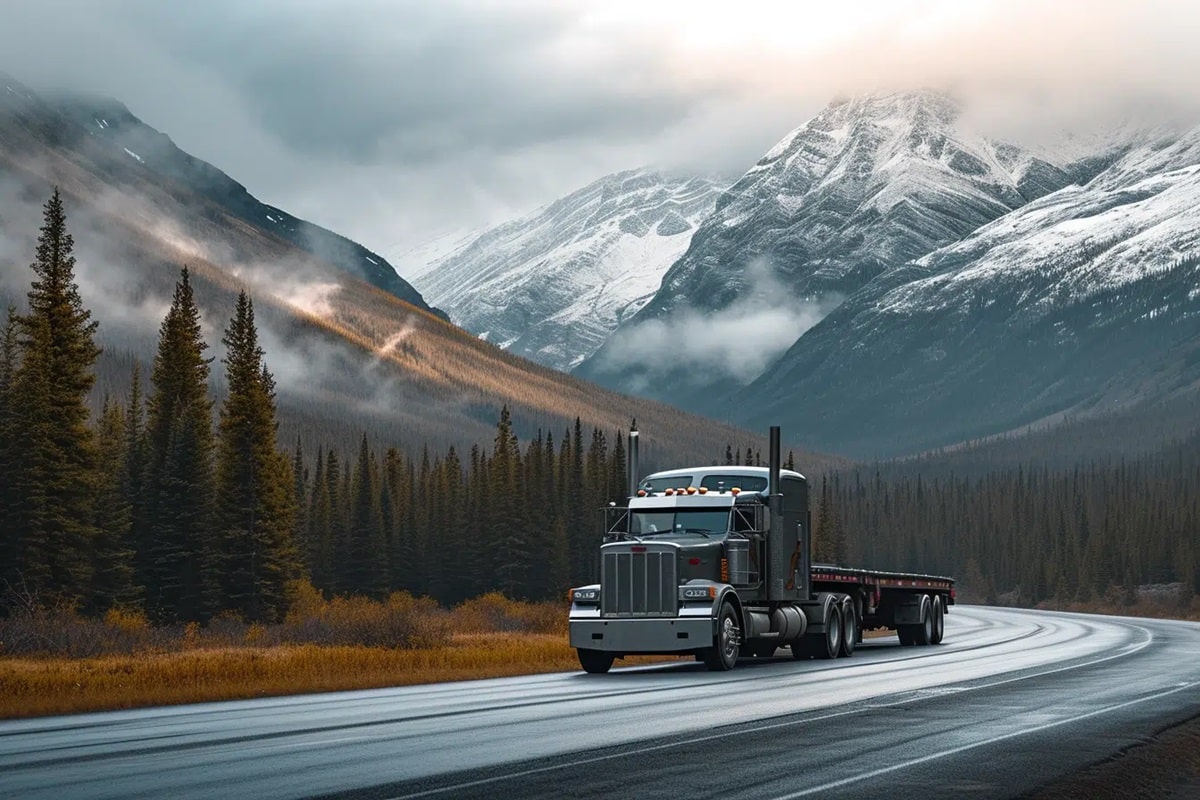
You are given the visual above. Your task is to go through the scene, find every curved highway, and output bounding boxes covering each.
[2,606,1198,799]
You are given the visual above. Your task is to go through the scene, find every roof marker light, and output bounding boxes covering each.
[637,490,647,497]
[686,487,697,495]
[698,487,708,494]
[731,487,741,495]
[664,488,674,496]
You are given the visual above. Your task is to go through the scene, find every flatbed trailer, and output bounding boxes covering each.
[568,427,956,672]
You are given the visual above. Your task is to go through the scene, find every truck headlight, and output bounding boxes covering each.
[571,588,600,603]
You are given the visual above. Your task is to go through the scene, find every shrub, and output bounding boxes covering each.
[449,592,566,634]
[282,590,452,648]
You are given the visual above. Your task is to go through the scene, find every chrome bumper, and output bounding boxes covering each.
[569,616,715,654]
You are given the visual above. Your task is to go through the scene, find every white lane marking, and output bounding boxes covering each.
[385,621,1161,800]
[772,680,1200,799]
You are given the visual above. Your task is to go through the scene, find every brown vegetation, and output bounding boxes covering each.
[0,590,682,719]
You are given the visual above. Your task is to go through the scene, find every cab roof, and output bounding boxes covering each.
[641,466,807,483]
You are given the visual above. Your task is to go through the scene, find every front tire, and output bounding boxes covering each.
[577,648,614,674]
[703,602,740,671]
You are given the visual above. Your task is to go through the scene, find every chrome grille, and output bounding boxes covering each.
[601,545,678,617]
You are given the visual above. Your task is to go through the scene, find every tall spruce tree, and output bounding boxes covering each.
[345,434,386,597]
[0,307,18,592]
[89,396,137,611]
[143,267,218,622]
[491,406,527,597]
[215,292,298,621]
[6,191,101,606]
[291,437,309,579]
[122,363,149,606]
[306,447,334,595]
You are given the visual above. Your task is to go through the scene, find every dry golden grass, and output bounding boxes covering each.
[0,589,692,719]
[0,634,687,719]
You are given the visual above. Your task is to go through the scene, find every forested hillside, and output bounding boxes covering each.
[819,437,1199,610]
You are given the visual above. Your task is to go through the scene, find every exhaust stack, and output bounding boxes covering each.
[767,426,788,601]
[627,428,640,500]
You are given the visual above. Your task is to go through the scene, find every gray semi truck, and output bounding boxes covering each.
[568,426,955,673]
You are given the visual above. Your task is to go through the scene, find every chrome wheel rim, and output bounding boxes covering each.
[721,615,738,662]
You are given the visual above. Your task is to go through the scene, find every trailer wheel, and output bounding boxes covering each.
[838,599,857,658]
[897,626,915,646]
[930,595,945,645]
[577,648,614,674]
[703,602,740,671]
[913,595,934,646]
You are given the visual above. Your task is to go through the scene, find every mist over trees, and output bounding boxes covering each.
[0,192,1196,627]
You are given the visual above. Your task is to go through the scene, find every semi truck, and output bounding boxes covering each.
[568,427,955,673]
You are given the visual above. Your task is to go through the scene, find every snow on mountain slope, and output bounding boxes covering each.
[416,169,725,371]
[576,89,1074,400]
[28,84,441,317]
[742,124,1200,457]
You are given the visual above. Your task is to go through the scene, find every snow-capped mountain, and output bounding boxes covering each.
[741,124,1200,456]
[416,169,725,371]
[16,82,441,317]
[576,90,1078,399]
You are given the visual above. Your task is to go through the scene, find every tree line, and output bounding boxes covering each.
[822,451,1200,605]
[0,192,641,623]
[2,191,1196,628]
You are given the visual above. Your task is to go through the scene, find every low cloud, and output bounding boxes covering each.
[598,258,842,385]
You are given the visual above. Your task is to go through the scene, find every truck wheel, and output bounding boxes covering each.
[898,625,915,646]
[838,600,857,658]
[930,595,945,645]
[793,602,842,660]
[703,602,740,671]
[577,648,614,674]
[913,595,934,645]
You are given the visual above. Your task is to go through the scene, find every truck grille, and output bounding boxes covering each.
[601,546,678,617]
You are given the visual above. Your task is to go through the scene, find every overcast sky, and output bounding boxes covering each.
[4,0,1200,276]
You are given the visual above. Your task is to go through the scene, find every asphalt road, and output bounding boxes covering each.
[2,606,1198,800]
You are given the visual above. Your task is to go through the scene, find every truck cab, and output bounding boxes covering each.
[569,463,813,673]
[568,427,955,674]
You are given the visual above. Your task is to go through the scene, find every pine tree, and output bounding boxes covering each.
[89,396,136,611]
[123,364,148,605]
[0,307,19,591]
[6,191,101,606]
[306,447,334,595]
[491,407,527,597]
[142,267,218,623]
[292,437,309,579]
[215,291,298,621]
[345,434,386,597]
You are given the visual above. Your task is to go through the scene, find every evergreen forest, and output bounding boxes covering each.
[1,192,1196,627]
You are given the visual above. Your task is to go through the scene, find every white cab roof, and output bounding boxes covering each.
[641,466,807,484]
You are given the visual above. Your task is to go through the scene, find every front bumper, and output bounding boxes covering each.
[569,616,716,654]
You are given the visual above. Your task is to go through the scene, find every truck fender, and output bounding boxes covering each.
[799,592,841,633]
[892,592,932,626]
[679,580,742,630]
[714,585,743,626]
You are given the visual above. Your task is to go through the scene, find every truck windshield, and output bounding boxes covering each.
[631,509,730,537]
